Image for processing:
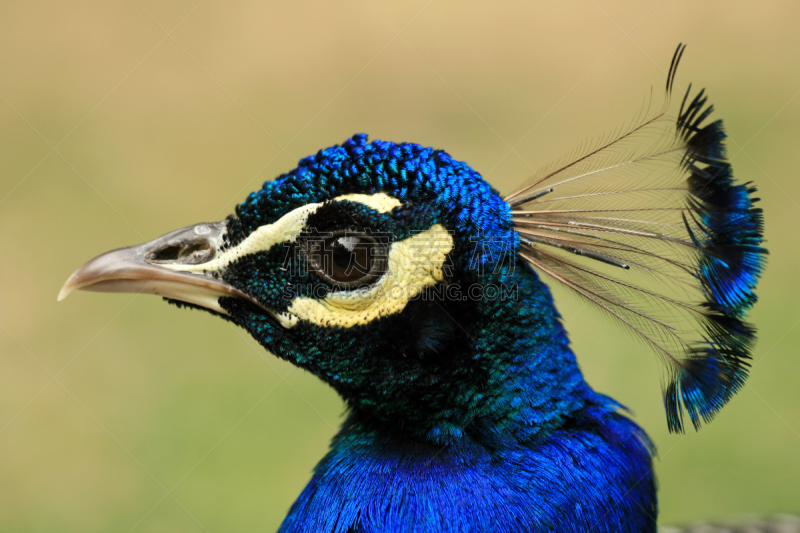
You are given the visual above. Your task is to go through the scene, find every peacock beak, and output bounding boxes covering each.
[58,221,267,315]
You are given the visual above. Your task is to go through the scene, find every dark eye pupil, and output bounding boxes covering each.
[304,230,387,288]
[324,236,372,283]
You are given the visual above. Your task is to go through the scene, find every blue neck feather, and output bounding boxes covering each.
[279,264,657,532]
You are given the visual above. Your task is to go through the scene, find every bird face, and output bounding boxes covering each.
[61,135,517,428]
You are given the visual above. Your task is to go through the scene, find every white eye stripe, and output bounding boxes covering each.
[163,193,403,274]
[165,202,320,274]
[334,193,402,213]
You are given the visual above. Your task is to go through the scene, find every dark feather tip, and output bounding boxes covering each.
[665,86,767,433]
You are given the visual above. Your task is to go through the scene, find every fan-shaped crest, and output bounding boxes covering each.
[506,45,767,432]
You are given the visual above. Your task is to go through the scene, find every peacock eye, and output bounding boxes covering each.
[304,231,388,289]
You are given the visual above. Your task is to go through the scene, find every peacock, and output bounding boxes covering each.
[59,45,782,532]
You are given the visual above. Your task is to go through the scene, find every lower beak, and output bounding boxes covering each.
[58,221,265,315]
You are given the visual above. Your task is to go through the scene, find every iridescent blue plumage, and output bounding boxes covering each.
[217,134,657,531]
[218,134,661,531]
[281,397,655,532]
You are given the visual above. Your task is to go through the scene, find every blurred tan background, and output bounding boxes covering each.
[1,1,798,531]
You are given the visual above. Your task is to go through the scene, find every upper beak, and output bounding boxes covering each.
[58,221,265,315]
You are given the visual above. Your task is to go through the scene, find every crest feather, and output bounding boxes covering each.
[507,44,767,433]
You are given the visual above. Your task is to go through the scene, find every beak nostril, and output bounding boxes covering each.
[149,244,181,262]
[148,242,214,265]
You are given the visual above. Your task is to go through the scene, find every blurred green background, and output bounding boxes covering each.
[1,1,798,531]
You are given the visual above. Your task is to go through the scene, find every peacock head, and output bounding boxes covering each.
[59,134,532,440]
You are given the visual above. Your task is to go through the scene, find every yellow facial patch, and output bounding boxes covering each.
[286,224,454,328]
